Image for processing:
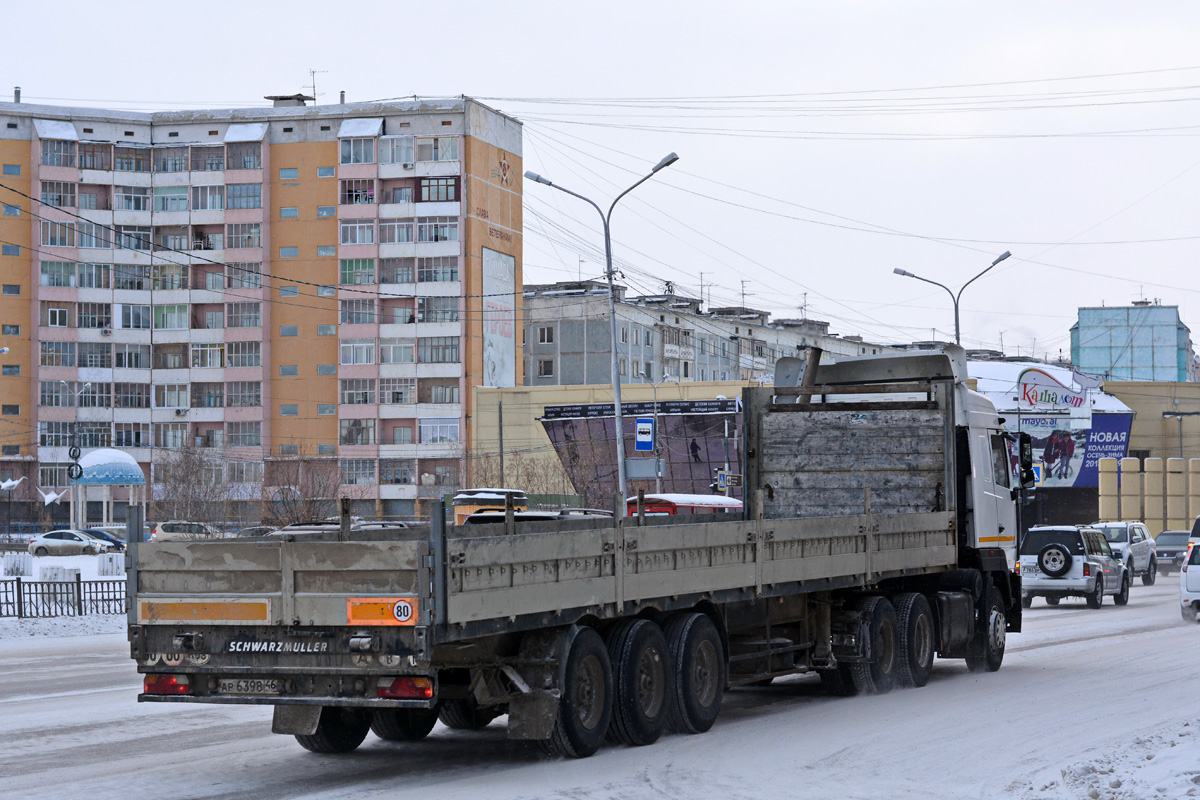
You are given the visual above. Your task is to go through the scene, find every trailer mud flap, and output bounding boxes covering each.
[272,705,321,735]
[507,691,560,740]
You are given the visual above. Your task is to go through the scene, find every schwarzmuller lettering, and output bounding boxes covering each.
[227,640,330,654]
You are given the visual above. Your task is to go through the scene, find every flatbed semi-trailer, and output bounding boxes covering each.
[129,346,1033,756]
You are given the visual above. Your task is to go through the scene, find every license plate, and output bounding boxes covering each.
[1024,563,1040,575]
[218,678,282,695]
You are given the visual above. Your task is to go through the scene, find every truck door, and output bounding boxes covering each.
[984,432,1018,557]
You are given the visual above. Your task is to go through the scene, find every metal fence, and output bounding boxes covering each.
[0,576,125,618]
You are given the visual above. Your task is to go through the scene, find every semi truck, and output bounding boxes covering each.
[128,346,1033,757]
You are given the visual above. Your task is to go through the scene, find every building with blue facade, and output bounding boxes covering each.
[1070,301,1197,382]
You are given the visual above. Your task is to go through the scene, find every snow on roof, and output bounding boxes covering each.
[627,493,744,508]
[224,122,268,142]
[541,289,586,296]
[453,488,528,503]
[967,360,1132,414]
[338,118,384,138]
[33,119,77,140]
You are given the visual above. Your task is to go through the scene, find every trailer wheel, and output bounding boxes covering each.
[605,618,672,746]
[966,587,1006,672]
[818,664,859,697]
[294,707,371,753]
[438,698,498,731]
[665,613,725,734]
[539,626,613,758]
[893,593,934,689]
[371,708,439,742]
[850,596,898,694]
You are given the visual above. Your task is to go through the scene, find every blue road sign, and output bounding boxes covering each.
[634,417,655,452]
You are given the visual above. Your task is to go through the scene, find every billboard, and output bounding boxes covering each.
[1005,413,1133,488]
[481,247,516,387]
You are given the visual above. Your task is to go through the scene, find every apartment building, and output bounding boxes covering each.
[523,280,889,386]
[0,95,522,522]
[1070,300,1197,382]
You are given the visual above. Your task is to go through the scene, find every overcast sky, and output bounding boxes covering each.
[9,1,1200,358]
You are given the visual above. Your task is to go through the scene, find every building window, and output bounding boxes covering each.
[41,221,75,247]
[317,166,335,178]
[380,378,415,404]
[76,222,108,249]
[280,207,298,218]
[538,326,554,344]
[419,177,457,202]
[279,444,299,456]
[317,364,336,375]
[227,422,262,447]
[2,164,20,176]
[340,378,376,405]
[418,418,459,444]
[380,458,416,484]
[227,461,263,483]
[1,204,17,216]
[280,404,298,416]
[279,246,299,258]
[379,338,415,364]
[1,404,20,416]
[317,205,335,217]
[619,358,627,376]
[340,299,376,325]
[340,138,375,165]
[41,181,75,208]
[1,325,17,336]
[227,142,261,170]
[280,365,299,376]
[41,140,76,167]
[379,219,414,243]
[2,365,18,376]
[114,225,150,250]
[226,262,262,289]
[379,137,415,165]
[416,216,457,243]
[154,383,188,408]
[280,286,298,297]
[153,304,188,330]
[339,179,375,205]
[192,185,224,210]
[47,306,69,327]
[538,359,554,378]
[339,258,375,285]
[417,296,458,323]
[430,383,459,403]
[415,137,458,162]
[227,302,261,328]
[339,458,376,484]
[114,423,149,448]
[280,325,298,337]
[1,246,19,257]
[227,341,261,366]
[317,245,336,257]
[115,343,150,369]
[340,219,374,245]
[279,167,298,179]
[382,257,415,283]
[192,343,225,369]
[77,302,112,329]
[79,343,111,368]
[226,381,261,408]
[417,336,459,363]
[317,325,336,336]
[227,183,262,209]
[340,338,375,365]
[113,147,149,172]
[154,147,188,173]
[339,420,376,446]
[40,261,75,287]
[317,405,335,417]
[227,223,261,249]
[115,185,149,211]
[40,342,75,367]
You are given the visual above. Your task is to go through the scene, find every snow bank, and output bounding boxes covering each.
[0,614,127,639]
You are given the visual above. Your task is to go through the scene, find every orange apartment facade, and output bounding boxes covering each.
[0,95,522,522]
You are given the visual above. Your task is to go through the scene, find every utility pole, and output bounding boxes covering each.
[498,399,505,486]
[1163,411,1200,459]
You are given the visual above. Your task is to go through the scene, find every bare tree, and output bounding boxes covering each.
[263,451,373,526]
[151,446,234,526]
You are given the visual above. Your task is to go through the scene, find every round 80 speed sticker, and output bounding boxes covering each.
[392,599,415,623]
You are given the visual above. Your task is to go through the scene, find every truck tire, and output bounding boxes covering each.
[665,613,725,734]
[370,708,439,742]
[1086,576,1104,609]
[1142,558,1157,585]
[1114,571,1130,606]
[893,593,934,688]
[1046,596,1061,606]
[605,618,671,747]
[294,707,371,753]
[850,596,898,694]
[818,664,859,697]
[1038,544,1072,578]
[438,698,499,731]
[966,587,1006,673]
[539,626,613,758]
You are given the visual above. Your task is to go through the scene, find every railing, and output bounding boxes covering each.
[0,576,125,618]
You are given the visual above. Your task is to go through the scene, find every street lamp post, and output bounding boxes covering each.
[893,251,1012,345]
[650,372,679,493]
[60,380,91,529]
[526,152,679,514]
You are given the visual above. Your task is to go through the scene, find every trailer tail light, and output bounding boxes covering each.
[1082,563,1091,577]
[377,676,433,699]
[1014,561,1021,575]
[144,674,192,695]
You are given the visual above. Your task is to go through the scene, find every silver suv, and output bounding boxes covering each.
[1020,526,1130,608]
[1091,521,1158,585]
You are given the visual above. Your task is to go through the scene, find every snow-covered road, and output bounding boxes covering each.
[1,583,1197,800]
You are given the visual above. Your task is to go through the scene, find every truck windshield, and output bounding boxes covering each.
[1094,525,1127,543]
[1021,530,1084,556]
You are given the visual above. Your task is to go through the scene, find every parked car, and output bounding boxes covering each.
[28,529,108,556]
[1180,542,1200,622]
[1020,525,1130,608]
[233,526,277,538]
[1155,530,1192,577]
[149,521,224,541]
[83,529,126,553]
[1091,521,1158,585]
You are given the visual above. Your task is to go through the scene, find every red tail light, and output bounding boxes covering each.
[144,674,191,695]
[377,676,433,699]
[1083,563,1091,577]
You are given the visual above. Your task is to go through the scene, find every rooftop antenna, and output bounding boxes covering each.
[999,330,1005,353]
[741,280,749,310]
[308,68,328,104]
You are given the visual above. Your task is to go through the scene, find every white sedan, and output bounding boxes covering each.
[27,529,108,556]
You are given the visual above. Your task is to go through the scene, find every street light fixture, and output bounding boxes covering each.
[525,152,680,514]
[892,250,1012,346]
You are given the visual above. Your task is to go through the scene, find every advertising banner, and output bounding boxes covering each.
[482,247,516,387]
[1006,413,1133,488]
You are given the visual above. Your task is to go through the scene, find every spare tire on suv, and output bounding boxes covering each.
[1038,543,1073,578]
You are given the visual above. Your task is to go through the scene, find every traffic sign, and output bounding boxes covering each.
[634,417,655,452]
[727,474,743,487]
[716,470,728,491]
[1032,463,1043,485]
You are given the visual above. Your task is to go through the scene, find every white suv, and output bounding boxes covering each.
[149,521,224,541]
[1181,542,1200,622]
[1020,526,1130,608]
[1091,521,1158,585]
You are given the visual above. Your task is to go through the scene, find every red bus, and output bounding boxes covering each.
[626,493,744,516]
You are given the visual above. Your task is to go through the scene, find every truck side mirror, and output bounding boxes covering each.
[1018,432,1036,489]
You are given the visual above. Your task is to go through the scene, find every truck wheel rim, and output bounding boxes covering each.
[913,614,933,666]
[693,640,718,707]
[637,647,666,718]
[575,654,604,730]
